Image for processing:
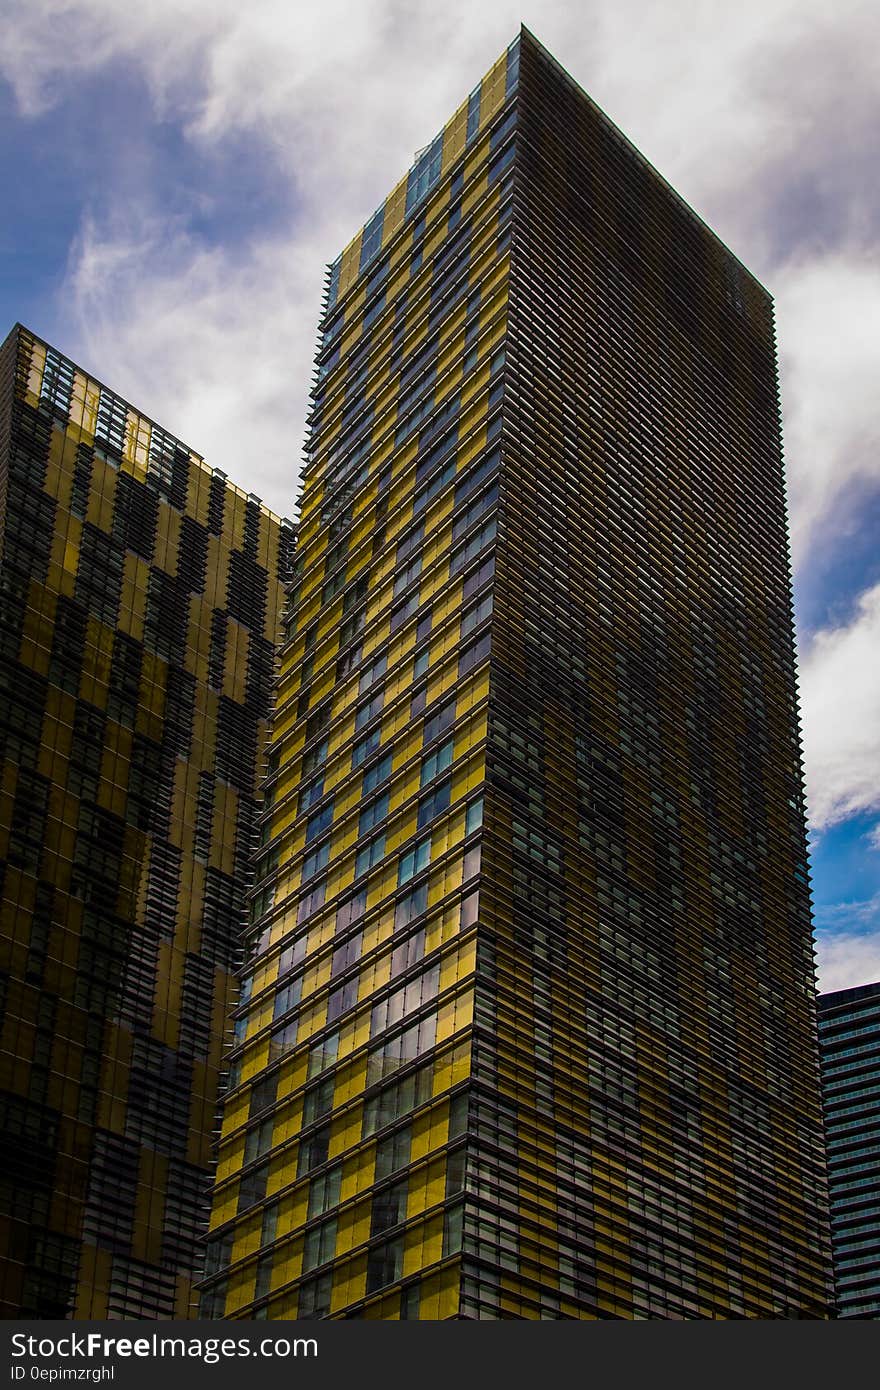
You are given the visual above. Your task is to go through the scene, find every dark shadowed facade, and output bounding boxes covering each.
[819,981,880,1319]
[0,325,293,1317]
[200,30,832,1318]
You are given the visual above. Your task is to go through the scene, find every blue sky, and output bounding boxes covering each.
[2,0,878,991]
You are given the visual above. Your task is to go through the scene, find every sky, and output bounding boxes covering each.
[1,0,878,992]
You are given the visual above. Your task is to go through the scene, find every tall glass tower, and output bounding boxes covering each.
[819,982,880,1318]
[201,29,832,1319]
[0,325,293,1317]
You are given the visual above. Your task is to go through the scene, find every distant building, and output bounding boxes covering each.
[819,981,880,1318]
[199,29,832,1318]
[0,324,293,1317]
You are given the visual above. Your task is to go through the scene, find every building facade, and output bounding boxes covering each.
[819,982,880,1318]
[0,325,293,1318]
[200,29,832,1318]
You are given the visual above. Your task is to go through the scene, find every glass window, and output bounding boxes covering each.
[302,1216,337,1274]
[302,841,330,881]
[370,1178,408,1235]
[398,836,431,886]
[298,1123,331,1177]
[363,752,393,793]
[406,133,444,215]
[423,698,456,744]
[355,691,383,730]
[352,729,381,768]
[360,206,385,271]
[466,797,484,835]
[355,833,386,879]
[417,777,451,830]
[308,1163,342,1221]
[305,800,334,843]
[302,1075,334,1125]
[366,1237,403,1294]
[359,791,389,836]
[359,653,387,694]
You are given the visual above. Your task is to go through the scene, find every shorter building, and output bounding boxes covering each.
[0,325,294,1318]
[818,981,880,1318]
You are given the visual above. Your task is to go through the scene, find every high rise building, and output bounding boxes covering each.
[818,982,880,1319]
[200,29,832,1319]
[0,325,293,1318]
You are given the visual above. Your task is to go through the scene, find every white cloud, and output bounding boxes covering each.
[799,582,880,828]
[3,0,878,532]
[776,252,880,565]
[816,919,880,993]
[65,208,325,516]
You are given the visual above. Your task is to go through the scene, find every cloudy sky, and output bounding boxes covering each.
[2,0,877,991]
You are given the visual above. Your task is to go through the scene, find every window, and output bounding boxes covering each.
[453,483,498,542]
[298,1123,331,1176]
[466,798,484,835]
[394,884,427,930]
[420,738,453,786]
[417,778,451,829]
[390,927,425,977]
[463,555,494,599]
[394,555,422,597]
[366,1237,403,1294]
[249,1073,278,1117]
[450,518,496,575]
[305,801,334,843]
[336,888,367,930]
[299,774,325,813]
[308,1164,342,1221]
[459,631,491,676]
[302,739,329,776]
[269,1019,297,1061]
[423,698,456,744]
[297,879,326,924]
[363,752,393,793]
[331,932,362,977]
[302,1076,334,1126]
[488,143,515,183]
[336,642,362,680]
[352,729,381,768]
[396,522,424,563]
[391,592,419,632]
[237,1163,268,1214]
[244,1118,274,1165]
[355,833,386,879]
[355,691,383,730]
[360,207,384,271]
[489,107,517,154]
[406,133,443,215]
[302,842,330,881]
[359,792,389,836]
[371,964,439,1037]
[461,592,492,637]
[359,653,387,694]
[298,1272,332,1319]
[302,1217,337,1274]
[273,975,302,1020]
[398,836,431,886]
[371,1178,408,1234]
[308,1031,340,1078]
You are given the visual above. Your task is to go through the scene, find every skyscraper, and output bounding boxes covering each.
[818,982,880,1319]
[201,29,832,1319]
[0,325,293,1318]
